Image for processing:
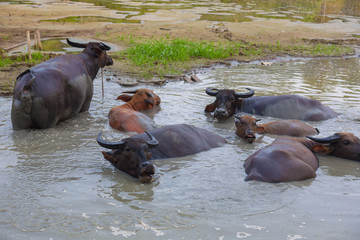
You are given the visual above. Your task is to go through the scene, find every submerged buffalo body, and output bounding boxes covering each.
[235,115,319,143]
[11,39,113,130]
[244,132,360,183]
[97,124,226,183]
[240,95,337,121]
[205,88,338,121]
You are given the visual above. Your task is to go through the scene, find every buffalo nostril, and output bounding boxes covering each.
[140,162,153,170]
[214,109,227,116]
[140,162,149,168]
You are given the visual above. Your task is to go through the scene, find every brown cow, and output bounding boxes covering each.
[244,132,360,183]
[108,89,161,133]
[235,115,319,143]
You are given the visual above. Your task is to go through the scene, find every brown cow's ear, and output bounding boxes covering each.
[256,126,266,134]
[205,103,216,112]
[116,94,133,102]
[311,145,333,155]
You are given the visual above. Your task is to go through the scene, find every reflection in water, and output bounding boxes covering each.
[0,57,360,238]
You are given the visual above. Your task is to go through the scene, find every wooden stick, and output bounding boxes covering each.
[26,30,32,60]
[36,28,42,50]
[33,31,38,50]
[101,68,104,100]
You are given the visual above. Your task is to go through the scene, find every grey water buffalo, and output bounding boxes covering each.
[244,132,360,183]
[235,115,319,143]
[11,39,113,130]
[108,88,161,133]
[205,88,338,121]
[97,124,226,183]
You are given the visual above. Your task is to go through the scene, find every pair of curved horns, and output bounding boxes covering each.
[66,39,111,51]
[205,87,255,98]
[97,131,159,149]
[307,133,341,143]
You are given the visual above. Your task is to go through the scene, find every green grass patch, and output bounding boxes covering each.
[113,37,354,79]
[0,51,49,68]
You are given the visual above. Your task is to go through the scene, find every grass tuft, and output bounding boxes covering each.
[0,51,49,68]
[113,37,354,79]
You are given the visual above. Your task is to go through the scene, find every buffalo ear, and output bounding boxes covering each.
[116,94,133,102]
[311,145,333,155]
[92,46,103,58]
[256,126,266,134]
[205,103,216,112]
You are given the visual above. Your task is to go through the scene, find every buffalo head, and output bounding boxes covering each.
[234,115,261,143]
[205,88,255,120]
[67,39,113,68]
[97,131,159,183]
[307,132,360,161]
[116,88,161,111]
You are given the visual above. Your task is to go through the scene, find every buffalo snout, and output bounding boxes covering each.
[138,161,155,183]
[214,108,229,120]
[106,56,113,66]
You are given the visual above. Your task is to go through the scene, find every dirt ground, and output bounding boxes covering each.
[1,1,359,94]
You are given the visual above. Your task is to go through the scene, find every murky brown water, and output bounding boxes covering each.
[3,0,358,23]
[1,56,359,239]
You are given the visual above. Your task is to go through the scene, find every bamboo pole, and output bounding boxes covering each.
[26,30,32,60]
[101,68,104,100]
[35,28,42,50]
[33,31,38,50]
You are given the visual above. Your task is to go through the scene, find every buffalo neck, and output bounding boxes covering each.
[297,138,320,150]
[81,52,101,80]
[120,101,147,111]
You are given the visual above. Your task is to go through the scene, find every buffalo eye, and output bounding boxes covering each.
[342,140,350,145]
[124,146,131,152]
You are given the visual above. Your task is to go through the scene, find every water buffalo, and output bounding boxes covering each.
[97,123,226,183]
[307,132,360,161]
[205,88,338,121]
[235,115,319,143]
[244,132,360,183]
[108,88,161,133]
[11,39,113,130]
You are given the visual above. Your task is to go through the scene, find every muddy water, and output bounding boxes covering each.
[1,56,360,239]
[7,0,357,23]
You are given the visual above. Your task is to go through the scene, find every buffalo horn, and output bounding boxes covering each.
[205,87,219,96]
[306,133,341,143]
[234,88,255,99]
[96,131,126,149]
[99,42,111,51]
[66,39,87,48]
[144,131,159,148]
